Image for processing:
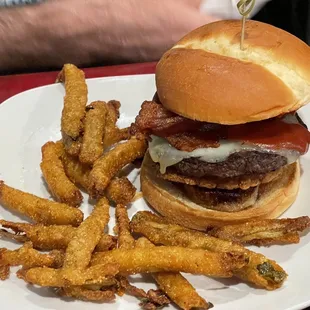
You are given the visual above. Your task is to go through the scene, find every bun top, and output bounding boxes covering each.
[155,20,310,124]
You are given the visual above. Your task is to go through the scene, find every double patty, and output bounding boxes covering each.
[151,150,290,212]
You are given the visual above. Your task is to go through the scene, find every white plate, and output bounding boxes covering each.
[0,74,310,310]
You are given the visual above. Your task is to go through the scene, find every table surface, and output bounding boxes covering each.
[0,62,157,103]
[0,62,309,310]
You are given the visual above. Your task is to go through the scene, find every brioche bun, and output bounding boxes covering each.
[156,20,310,125]
[141,153,300,230]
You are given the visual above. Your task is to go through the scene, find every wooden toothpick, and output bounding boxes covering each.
[237,0,256,50]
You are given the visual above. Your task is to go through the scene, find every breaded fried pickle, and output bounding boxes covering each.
[208,216,310,246]
[91,246,247,277]
[0,220,116,252]
[41,141,83,207]
[0,181,83,226]
[79,101,108,165]
[61,151,91,191]
[115,204,135,250]
[105,177,136,205]
[59,64,87,140]
[89,137,147,197]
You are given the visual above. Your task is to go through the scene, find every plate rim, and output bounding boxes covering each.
[0,73,155,108]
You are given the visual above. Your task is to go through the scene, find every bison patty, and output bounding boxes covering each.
[174,151,288,178]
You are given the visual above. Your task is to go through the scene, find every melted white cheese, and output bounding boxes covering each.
[149,135,300,174]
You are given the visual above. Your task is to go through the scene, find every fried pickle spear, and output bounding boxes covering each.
[0,220,116,252]
[58,64,87,155]
[61,151,91,191]
[130,211,287,290]
[102,100,130,149]
[0,242,64,280]
[41,141,83,207]
[115,204,136,249]
[208,216,310,246]
[79,101,108,165]
[136,237,211,310]
[0,182,83,226]
[106,178,136,205]
[89,137,147,197]
[91,247,246,277]
[0,252,9,280]
[18,264,118,287]
[63,197,110,270]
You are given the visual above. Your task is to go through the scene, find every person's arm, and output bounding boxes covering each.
[0,0,219,72]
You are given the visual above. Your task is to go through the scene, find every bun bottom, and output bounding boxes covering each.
[141,153,300,230]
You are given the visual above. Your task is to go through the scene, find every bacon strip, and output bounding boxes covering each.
[131,101,219,150]
[131,101,202,136]
[131,101,310,154]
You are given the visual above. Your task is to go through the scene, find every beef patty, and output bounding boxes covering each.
[182,184,259,212]
[174,151,288,178]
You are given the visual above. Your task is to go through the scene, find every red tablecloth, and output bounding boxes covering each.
[0,62,157,103]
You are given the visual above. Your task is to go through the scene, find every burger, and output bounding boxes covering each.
[132,20,310,231]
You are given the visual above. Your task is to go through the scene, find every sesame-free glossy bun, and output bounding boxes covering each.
[156,20,310,125]
[141,153,300,230]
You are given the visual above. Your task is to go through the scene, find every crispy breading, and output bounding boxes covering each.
[61,151,91,191]
[89,137,147,197]
[102,100,129,149]
[115,275,147,298]
[0,220,116,252]
[58,286,116,302]
[139,289,170,310]
[106,178,136,205]
[63,197,110,270]
[136,237,211,310]
[104,127,130,149]
[0,182,83,226]
[41,141,83,207]
[91,246,247,277]
[62,133,82,157]
[59,64,87,140]
[115,204,135,250]
[79,101,108,164]
[17,264,118,287]
[0,267,9,280]
[0,242,63,271]
[0,250,9,280]
[208,216,310,246]
[0,226,28,243]
[130,211,287,290]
